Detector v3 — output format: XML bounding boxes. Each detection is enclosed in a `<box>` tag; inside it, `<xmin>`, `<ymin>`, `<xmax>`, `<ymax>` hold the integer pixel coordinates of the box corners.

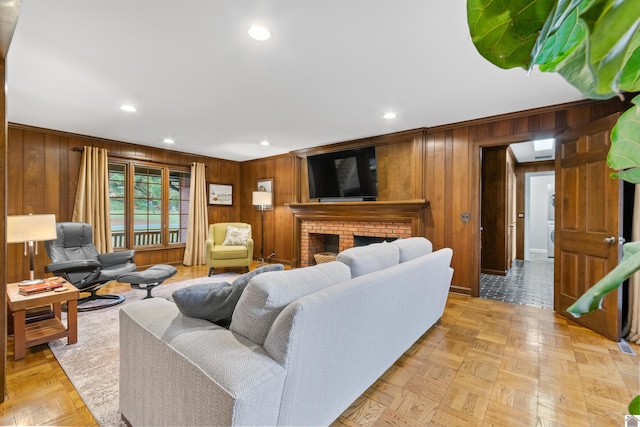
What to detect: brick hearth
<box><xmin>300</xmin><ymin>220</ymin><xmax>412</xmax><ymax>267</ymax></box>
<box><xmin>288</xmin><ymin>200</ymin><xmax>428</xmax><ymax>267</ymax></box>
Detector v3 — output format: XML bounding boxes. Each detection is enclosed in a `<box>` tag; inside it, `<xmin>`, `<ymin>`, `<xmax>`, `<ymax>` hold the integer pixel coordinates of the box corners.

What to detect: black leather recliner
<box><xmin>44</xmin><ymin>222</ymin><xmax>136</xmax><ymax>311</ymax></box>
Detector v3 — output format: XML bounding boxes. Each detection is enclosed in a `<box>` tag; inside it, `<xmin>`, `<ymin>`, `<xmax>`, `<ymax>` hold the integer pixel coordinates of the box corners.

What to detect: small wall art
<box><xmin>256</xmin><ymin>178</ymin><xmax>273</xmax><ymax>210</ymax></box>
<box><xmin>209</xmin><ymin>183</ymin><xmax>233</xmax><ymax>205</ymax></box>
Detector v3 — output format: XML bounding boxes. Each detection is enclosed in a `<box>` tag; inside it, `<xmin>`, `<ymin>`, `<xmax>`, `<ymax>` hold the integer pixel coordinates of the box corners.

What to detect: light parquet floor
<box><xmin>2</xmin><ymin>264</ymin><xmax>639</xmax><ymax>426</ymax></box>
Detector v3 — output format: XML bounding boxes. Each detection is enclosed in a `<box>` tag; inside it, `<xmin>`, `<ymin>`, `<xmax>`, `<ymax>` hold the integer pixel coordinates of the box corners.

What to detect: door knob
<box><xmin>604</xmin><ymin>236</ymin><xmax>616</xmax><ymax>244</ymax></box>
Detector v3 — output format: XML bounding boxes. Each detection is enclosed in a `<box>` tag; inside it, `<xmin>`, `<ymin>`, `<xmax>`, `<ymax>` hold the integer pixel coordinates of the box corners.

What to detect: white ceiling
<box><xmin>509</xmin><ymin>139</ymin><xmax>555</xmax><ymax>163</ymax></box>
<box><xmin>6</xmin><ymin>0</ymin><xmax>584</xmax><ymax>162</ymax></box>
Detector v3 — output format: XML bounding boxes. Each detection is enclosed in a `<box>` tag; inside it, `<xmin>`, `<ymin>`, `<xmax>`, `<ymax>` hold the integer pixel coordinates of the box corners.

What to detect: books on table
<box><xmin>18</xmin><ymin>278</ymin><xmax>67</xmax><ymax>296</ymax></box>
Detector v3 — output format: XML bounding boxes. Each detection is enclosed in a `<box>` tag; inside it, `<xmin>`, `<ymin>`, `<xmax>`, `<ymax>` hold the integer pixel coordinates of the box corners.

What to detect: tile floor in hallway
<box><xmin>480</xmin><ymin>253</ymin><xmax>554</xmax><ymax>309</ymax></box>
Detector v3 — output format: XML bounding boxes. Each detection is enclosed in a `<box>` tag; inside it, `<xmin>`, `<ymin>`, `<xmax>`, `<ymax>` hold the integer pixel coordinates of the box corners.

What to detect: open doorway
<box><xmin>479</xmin><ymin>140</ymin><xmax>555</xmax><ymax>309</ymax></box>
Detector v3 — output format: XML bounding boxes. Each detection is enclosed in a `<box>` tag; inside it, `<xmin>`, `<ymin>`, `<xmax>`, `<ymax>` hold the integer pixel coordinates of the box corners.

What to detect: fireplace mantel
<box><xmin>287</xmin><ymin>200</ymin><xmax>429</xmax><ymax>267</ymax></box>
<box><xmin>287</xmin><ymin>199</ymin><xmax>428</xmax><ymax>223</ymax></box>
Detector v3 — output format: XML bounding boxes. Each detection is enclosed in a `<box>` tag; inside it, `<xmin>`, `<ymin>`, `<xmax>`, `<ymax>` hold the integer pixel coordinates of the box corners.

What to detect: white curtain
<box><xmin>72</xmin><ymin>146</ymin><xmax>112</xmax><ymax>253</ymax></box>
<box><xmin>626</xmin><ymin>184</ymin><xmax>640</xmax><ymax>344</ymax></box>
<box><xmin>183</xmin><ymin>162</ymin><xmax>208</xmax><ymax>265</ymax></box>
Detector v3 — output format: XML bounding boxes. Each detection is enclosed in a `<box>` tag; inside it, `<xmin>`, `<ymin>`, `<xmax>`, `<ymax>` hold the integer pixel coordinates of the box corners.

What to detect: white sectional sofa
<box><xmin>119</xmin><ymin>237</ymin><xmax>453</xmax><ymax>426</ymax></box>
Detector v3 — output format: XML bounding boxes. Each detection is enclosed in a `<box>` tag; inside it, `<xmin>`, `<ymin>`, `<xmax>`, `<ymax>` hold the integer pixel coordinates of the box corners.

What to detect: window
<box><xmin>109</xmin><ymin>163</ymin><xmax>127</xmax><ymax>248</ymax></box>
<box><xmin>169</xmin><ymin>170</ymin><xmax>190</xmax><ymax>244</ymax></box>
<box><xmin>109</xmin><ymin>161</ymin><xmax>190</xmax><ymax>249</ymax></box>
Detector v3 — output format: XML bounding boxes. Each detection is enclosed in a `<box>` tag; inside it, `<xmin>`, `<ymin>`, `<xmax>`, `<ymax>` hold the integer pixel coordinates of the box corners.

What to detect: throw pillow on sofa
<box><xmin>336</xmin><ymin>241</ymin><xmax>399</xmax><ymax>278</ymax></box>
<box><xmin>391</xmin><ymin>237</ymin><xmax>433</xmax><ymax>262</ymax></box>
<box><xmin>222</xmin><ymin>226</ymin><xmax>250</xmax><ymax>246</ymax></box>
<box><xmin>172</xmin><ymin>263</ymin><xmax>284</xmax><ymax>327</ymax></box>
<box><xmin>230</xmin><ymin>261</ymin><xmax>351</xmax><ymax>345</ymax></box>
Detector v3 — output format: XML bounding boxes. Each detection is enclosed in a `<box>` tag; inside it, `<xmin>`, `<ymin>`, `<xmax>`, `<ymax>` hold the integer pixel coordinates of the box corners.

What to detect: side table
<box><xmin>7</xmin><ymin>281</ymin><xmax>79</xmax><ymax>360</ymax></box>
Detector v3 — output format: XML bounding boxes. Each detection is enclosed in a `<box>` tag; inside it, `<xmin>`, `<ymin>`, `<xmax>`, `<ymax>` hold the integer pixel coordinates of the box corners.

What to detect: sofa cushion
<box><xmin>222</xmin><ymin>226</ymin><xmax>250</xmax><ymax>246</ymax></box>
<box><xmin>230</xmin><ymin>261</ymin><xmax>351</xmax><ymax>345</ymax></box>
<box><xmin>336</xmin><ymin>241</ymin><xmax>400</xmax><ymax>278</ymax></box>
<box><xmin>172</xmin><ymin>264</ymin><xmax>284</xmax><ymax>326</ymax></box>
<box><xmin>391</xmin><ymin>237</ymin><xmax>433</xmax><ymax>262</ymax></box>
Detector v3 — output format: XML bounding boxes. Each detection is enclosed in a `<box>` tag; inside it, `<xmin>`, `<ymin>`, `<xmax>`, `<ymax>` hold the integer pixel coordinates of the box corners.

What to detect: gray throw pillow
<box><xmin>172</xmin><ymin>263</ymin><xmax>284</xmax><ymax>327</ymax></box>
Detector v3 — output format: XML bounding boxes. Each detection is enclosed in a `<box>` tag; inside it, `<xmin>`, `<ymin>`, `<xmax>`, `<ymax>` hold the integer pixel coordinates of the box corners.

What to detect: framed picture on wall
<box><xmin>256</xmin><ymin>178</ymin><xmax>273</xmax><ymax>210</ymax></box>
<box><xmin>209</xmin><ymin>183</ymin><xmax>233</xmax><ymax>205</ymax></box>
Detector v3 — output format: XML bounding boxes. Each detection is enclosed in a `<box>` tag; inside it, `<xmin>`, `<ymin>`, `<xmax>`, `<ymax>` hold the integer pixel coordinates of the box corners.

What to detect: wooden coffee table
<box><xmin>6</xmin><ymin>281</ymin><xmax>79</xmax><ymax>360</ymax></box>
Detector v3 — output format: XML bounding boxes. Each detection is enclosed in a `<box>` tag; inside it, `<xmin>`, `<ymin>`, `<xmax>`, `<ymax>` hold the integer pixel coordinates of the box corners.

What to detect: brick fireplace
<box><xmin>288</xmin><ymin>200</ymin><xmax>428</xmax><ymax>267</ymax></box>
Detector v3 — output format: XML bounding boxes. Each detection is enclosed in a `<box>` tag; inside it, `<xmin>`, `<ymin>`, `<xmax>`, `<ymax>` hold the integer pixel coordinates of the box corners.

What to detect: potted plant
<box><xmin>467</xmin><ymin>0</ymin><xmax>640</xmax><ymax>414</ymax></box>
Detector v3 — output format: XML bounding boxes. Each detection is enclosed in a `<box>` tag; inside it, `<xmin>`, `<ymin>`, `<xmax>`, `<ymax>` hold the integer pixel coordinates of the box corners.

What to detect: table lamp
<box><xmin>252</xmin><ymin>191</ymin><xmax>272</xmax><ymax>265</ymax></box>
<box><xmin>7</xmin><ymin>214</ymin><xmax>57</xmax><ymax>282</ymax></box>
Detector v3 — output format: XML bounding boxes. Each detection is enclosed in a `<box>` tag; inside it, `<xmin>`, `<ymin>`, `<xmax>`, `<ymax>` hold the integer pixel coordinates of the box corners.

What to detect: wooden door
<box><xmin>481</xmin><ymin>146</ymin><xmax>508</xmax><ymax>275</ymax></box>
<box><xmin>506</xmin><ymin>148</ymin><xmax>517</xmax><ymax>268</ymax></box>
<box><xmin>555</xmin><ymin>114</ymin><xmax>622</xmax><ymax>341</ymax></box>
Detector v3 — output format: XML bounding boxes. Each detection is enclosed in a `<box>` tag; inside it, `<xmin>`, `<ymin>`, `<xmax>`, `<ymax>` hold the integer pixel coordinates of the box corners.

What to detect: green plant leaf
<box><xmin>630</xmin><ymin>395</ymin><xmax>640</xmax><ymax>415</ymax></box>
<box><xmin>608</xmin><ymin>95</ymin><xmax>640</xmax><ymax>183</ymax></box>
<box><xmin>535</xmin><ymin>6</ymin><xmax>587</xmax><ymax>71</ymax></box>
<box><xmin>588</xmin><ymin>1</ymin><xmax>640</xmax><ymax>94</ymax></box>
<box><xmin>619</xmin><ymin>45</ymin><xmax>640</xmax><ymax>92</ymax></box>
<box><xmin>567</xmin><ymin>241</ymin><xmax>640</xmax><ymax>316</ymax></box>
<box><xmin>553</xmin><ymin>39</ymin><xmax>613</xmax><ymax>98</ymax></box>
<box><xmin>467</xmin><ymin>0</ymin><xmax>555</xmax><ymax>69</ymax></box>
<box><xmin>468</xmin><ymin>0</ymin><xmax>640</xmax><ymax>98</ymax></box>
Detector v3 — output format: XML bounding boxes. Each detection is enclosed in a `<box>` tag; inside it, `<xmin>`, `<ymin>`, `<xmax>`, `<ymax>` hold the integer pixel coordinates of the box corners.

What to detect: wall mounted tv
<box><xmin>307</xmin><ymin>146</ymin><xmax>378</xmax><ymax>202</ymax></box>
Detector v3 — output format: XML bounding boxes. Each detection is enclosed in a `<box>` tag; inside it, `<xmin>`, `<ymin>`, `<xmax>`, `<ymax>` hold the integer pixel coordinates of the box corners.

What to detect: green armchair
<box><xmin>205</xmin><ymin>222</ymin><xmax>254</xmax><ymax>276</ymax></box>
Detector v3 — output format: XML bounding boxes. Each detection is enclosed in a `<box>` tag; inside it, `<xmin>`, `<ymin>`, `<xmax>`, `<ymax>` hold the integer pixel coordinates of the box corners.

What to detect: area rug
<box><xmin>48</xmin><ymin>273</ymin><xmax>239</xmax><ymax>427</ymax></box>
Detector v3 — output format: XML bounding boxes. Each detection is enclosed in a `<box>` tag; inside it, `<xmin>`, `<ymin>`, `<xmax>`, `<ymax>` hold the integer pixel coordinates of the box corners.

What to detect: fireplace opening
<box><xmin>308</xmin><ymin>233</ymin><xmax>340</xmax><ymax>265</ymax></box>
<box><xmin>354</xmin><ymin>235</ymin><xmax>397</xmax><ymax>247</ymax></box>
<box><xmin>324</xmin><ymin>234</ymin><xmax>339</xmax><ymax>253</ymax></box>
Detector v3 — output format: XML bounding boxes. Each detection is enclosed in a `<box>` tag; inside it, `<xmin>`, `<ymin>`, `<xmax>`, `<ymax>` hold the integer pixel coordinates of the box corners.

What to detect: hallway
<box><xmin>479</xmin><ymin>254</ymin><xmax>554</xmax><ymax>309</ymax></box>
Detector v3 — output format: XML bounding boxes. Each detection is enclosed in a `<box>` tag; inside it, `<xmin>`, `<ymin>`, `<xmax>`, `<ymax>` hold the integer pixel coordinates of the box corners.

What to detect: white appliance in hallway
<box><xmin>547</xmin><ymin>184</ymin><xmax>555</xmax><ymax>257</ymax></box>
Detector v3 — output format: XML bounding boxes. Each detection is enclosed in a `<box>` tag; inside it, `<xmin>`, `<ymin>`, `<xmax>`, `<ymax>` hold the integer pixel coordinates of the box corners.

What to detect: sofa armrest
<box><xmin>119</xmin><ymin>298</ymin><xmax>285</xmax><ymax>427</ymax></box>
<box><xmin>46</xmin><ymin>259</ymin><xmax>101</xmax><ymax>275</ymax></box>
<box><xmin>98</xmin><ymin>250</ymin><xmax>135</xmax><ymax>267</ymax></box>
<box><xmin>205</xmin><ymin>238</ymin><xmax>215</xmax><ymax>254</ymax></box>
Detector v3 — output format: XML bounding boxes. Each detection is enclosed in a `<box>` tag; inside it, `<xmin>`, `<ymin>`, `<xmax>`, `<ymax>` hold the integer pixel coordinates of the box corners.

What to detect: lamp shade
<box><xmin>252</xmin><ymin>191</ymin><xmax>272</xmax><ymax>207</ymax></box>
<box><xmin>7</xmin><ymin>214</ymin><xmax>57</xmax><ymax>243</ymax></box>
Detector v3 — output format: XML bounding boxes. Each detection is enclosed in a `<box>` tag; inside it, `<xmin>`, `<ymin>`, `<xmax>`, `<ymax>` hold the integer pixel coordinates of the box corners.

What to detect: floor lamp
<box><xmin>7</xmin><ymin>214</ymin><xmax>58</xmax><ymax>283</ymax></box>
<box><xmin>252</xmin><ymin>191</ymin><xmax>272</xmax><ymax>265</ymax></box>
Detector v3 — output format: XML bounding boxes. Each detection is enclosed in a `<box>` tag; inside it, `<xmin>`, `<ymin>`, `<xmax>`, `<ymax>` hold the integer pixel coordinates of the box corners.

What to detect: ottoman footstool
<box><xmin>118</xmin><ymin>264</ymin><xmax>178</xmax><ymax>299</ymax></box>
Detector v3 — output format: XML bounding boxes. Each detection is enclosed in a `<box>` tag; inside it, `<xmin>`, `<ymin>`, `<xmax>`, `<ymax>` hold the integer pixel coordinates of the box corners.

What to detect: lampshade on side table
<box><xmin>7</xmin><ymin>214</ymin><xmax>57</xmax><ymax>282</ymax></box>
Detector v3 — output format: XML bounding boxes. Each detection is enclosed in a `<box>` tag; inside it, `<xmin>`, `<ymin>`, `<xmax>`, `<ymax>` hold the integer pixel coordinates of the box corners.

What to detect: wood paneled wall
<box><xmin>239</xmin><ymin>154</ymin><xmax>297</xmax><ymax>265</ymax></box>
<box><xmin>295</xmin><ymin>129</ymin><xmax>425</xmax><ymax>203</ymax></box>
<box><xmin>424</xmin><ymin>98</ymin><xmax>630</xmax><ymax>296</ymax></box>
<box><xmin>7</xmin><ymin>125</ymin><xmax>241</xmax><ymax>282</ymax></box>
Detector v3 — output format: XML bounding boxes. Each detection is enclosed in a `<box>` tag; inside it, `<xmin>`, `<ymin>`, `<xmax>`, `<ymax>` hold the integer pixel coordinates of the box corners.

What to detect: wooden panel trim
<box><xmin>9</xmin><ymin>122</ymin><xmax>238</xmax><ymax>165</ymax></box>
<box><xmin>288</xmin><ymin>200</ymin><xmax>427</xmax><ymax>226</ymax></box>
<box><xmin>427</xmin><ymin>99</ymin><xmax>613</xmax><ymax>133</ymax></box>
<box><xmin>474</xmin><ymin>128</ymin><xmax>566</xmax><ymax>146</ymax></box>
<box><xmin>291</xmin><ymin>128</ymin><xmax>424</xmax><ymax>157</ymax></box>
<box><xmin>450</xmin><ymin>285</ymin><xmax>471</xmax><ymax>295</ymax></box>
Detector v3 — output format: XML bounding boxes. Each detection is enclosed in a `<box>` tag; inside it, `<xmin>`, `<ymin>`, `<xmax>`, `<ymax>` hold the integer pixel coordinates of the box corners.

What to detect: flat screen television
<box><xmin>307</xmin><ymin>146</ymin><xmax>378</xmax><ymax>201</ymax></box>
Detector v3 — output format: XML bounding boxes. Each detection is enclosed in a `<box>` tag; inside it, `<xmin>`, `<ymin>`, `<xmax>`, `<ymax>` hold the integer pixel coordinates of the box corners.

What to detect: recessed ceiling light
<box><xmin>248</xmin><ymin>26</ymin><xmax>271</xmax><ymax>41</ymax></box>
<box><xmin>120</xmin><ymin>104</ymin><xmax>136</xmax><ymax>113</ymax></box>
<box><xmin>533</xmin><ymin>138</ymin><xmax>554</xmax><ymax>151</ymax></box>
<box><xmin>163</xmin><ymin>138</ymin><xmax>175</xmax><ymax>144</ymax></box>
<box><xmin>260</xmin><ymin>140</ymin><xmax>270</xmax><ymax>146</ymax></box>
<box><xmin>383</xmin><ymin>112</ymin><xmax>397</xmax><ymax>119</ymax></box>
